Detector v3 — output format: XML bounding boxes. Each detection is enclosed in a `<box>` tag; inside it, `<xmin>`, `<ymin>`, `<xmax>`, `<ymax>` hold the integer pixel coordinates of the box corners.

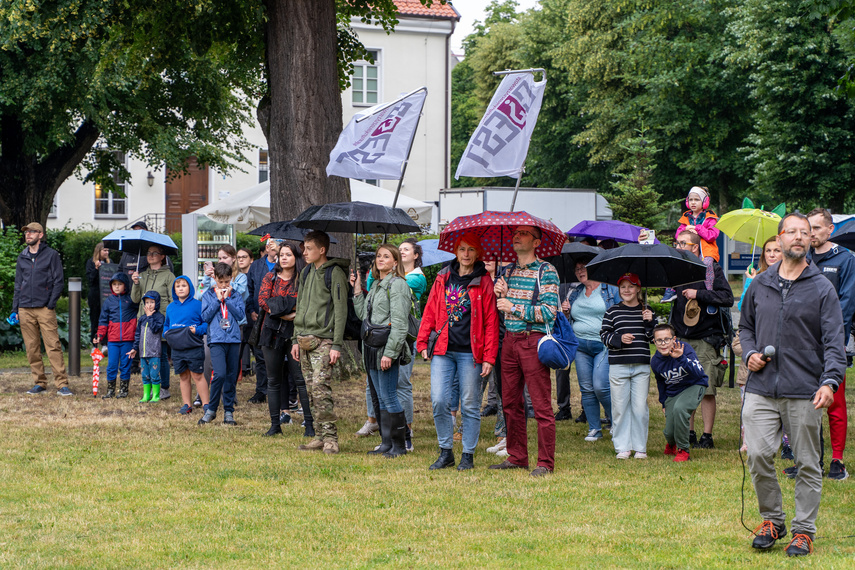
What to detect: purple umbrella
<box><xmin>566</xmin><ymin>220</ymin><xmax>660</xmax><ymax>244</ymax></box>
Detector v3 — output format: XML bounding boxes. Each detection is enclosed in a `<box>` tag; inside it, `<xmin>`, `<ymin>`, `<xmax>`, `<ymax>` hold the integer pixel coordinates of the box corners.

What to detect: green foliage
<box><xmin>42</xmin><ymin>228</ymin><xmax>118</xmax><ymax>298</ymax></box>
<box><xmin>0</xmin><ymin>227</ymin><xmax>23</xmax><ymax>318</ymax></box>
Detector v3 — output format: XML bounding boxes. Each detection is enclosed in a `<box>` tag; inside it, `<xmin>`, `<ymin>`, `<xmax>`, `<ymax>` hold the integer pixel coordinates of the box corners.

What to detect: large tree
<box><xmin>0</xmin><ymin>0</ymin><xmax>264</xmax><ymax>229</ymax></box>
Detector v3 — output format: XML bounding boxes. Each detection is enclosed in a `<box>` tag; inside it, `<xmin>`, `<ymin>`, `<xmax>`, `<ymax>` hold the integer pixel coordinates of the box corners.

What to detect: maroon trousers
<box><xmin>501</xmin><ymin>331</ymin><xmax>555</xmax><ymax>471</ymax></box>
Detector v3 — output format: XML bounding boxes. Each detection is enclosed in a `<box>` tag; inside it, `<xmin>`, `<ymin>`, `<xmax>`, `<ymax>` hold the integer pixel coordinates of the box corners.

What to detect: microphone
<box><xmin>763</xmin><ymin>346</ymin><xmax>776</xmax><ymax>362</ymax></box>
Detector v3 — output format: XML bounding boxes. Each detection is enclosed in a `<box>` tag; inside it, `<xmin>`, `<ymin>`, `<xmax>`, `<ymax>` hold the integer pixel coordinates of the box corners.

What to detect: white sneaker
<box><xmin>616</xmin><ymin>451</ymin><xmax>632</xmax><ymax>460</ymax></box>
<box><xmin>356</xmin><ymin>420</ymin><xmax>379</xmax><ymax>437</ymax></box>
<box><xmin>487</xmin><ymin>438</ymin><xmax>507</xmax><ymax>454</ymax></box>
<box><xmin>634</xmin><ymin>451</ymin><xmax>648</xmax><ymax>460</ymax></box>
<box><xmin>584</xmin><ymin>429</ymin><xmax>603</xmax><ymax>442</ymax></box>
<box><xmin>496</xmin><ymin>448</ymin><xmax>510</xmax><ymax>458</ymax></box>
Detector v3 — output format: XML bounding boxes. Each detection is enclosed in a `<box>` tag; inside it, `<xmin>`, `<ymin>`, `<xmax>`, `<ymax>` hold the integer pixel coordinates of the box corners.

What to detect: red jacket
<box><xmin>416</xmin><ymin>264</ymin><xmax>499</xmax><ymax>365</ymax></box>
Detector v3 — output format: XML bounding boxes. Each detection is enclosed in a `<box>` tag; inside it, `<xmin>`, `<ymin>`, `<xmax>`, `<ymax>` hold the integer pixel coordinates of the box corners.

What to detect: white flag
<box><xmin>455</xmin><ymin>73</ymin><xmax>546</xmax><ymax>180</ymax></box>
<box><xmin>326</xmin><ymin>88</ymin><xmax>427</xmax><ymax>180</ymax></box>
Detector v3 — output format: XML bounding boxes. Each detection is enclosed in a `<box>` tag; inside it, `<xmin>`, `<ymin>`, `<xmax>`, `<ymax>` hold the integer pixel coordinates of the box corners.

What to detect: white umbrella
<box><xmin>191</xmin><ymin>180</ymin><xmax>433</xmax><ymax>232</ymax></box>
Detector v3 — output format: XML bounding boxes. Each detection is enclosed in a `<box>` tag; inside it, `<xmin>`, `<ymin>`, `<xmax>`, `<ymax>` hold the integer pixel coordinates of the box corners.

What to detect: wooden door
<box><xmin>164</xmin><ymin>157</ymin><xmax>209</xmax><ymax>233</ymax></box>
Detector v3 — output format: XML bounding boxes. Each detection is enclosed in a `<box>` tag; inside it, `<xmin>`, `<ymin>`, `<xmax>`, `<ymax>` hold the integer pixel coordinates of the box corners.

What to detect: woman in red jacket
<box><xmin>417</xmin><ymin>234</ymin><xmax>499</xmax><ymax>471</ymax></box>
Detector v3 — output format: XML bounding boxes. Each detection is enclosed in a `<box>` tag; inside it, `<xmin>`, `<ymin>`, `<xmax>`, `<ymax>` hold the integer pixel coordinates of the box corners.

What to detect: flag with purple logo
<box><xmin>326</xmin><ymin>88</ymin><xmax>427</xmax><ymax>180</ymax></box>
<box><xmin>455</xmin><ymin>73</ymin><xmax>546</xmax><ymax>180</ymax></box>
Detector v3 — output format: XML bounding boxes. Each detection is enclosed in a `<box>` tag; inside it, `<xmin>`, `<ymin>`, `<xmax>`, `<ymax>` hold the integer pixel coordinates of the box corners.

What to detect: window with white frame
<box><xmin>94</xmin><ymin>151</ymin><xmax>128</xmax><ymax>218</ymax></box>
<box><xmin>259</xmin><ymin>149</ymin><xmax>269</xmax><ymax>183</ymax></box>
<box><xmin>48</xmin><ymin>194</ymin><xmax>58</xmax><ymax>218</ymax></box>
<box><xmin>352</xmin><ymin>50</ymin><xmax>379</xmax><ymax>105</ymax></box>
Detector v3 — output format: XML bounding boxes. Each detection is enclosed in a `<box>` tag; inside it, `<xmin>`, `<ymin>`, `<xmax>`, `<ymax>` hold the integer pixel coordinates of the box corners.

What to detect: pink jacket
<box><xmin>677</xmin><ymin>210</ymin><xmax>720</xmax><ymax>262</ymax></box>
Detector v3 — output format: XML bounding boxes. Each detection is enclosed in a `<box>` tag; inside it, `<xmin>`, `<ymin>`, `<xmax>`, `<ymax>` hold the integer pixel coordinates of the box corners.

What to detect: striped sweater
<box><xmin>600</xmin><ymin>303</ymin><xmax>655</xmax><ymax>365</ymax></box>
<box><xmin>504</xmin><ymin>260</ymin><xmax>560</xmax><ymax>335</ymax></box>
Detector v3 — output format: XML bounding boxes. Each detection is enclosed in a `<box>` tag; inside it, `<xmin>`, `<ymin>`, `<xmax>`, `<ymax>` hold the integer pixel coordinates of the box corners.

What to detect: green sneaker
<box><xmin>139</xmin><ymin>384</ymin><xmax>152</xmax><ymax>403</ymax></box>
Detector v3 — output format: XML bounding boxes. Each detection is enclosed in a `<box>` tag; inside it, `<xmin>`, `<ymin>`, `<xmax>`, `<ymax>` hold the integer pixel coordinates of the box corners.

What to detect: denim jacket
<box><xmin>565</xmin><ymin>282</ymin><xmax>621</xmax><ymax>319</ymax></box>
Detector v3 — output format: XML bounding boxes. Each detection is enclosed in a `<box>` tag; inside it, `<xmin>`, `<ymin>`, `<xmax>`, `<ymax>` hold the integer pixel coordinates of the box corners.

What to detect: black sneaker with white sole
<box><xmin>827</xmin><ymin>459</ymin><xmax>849</xmax><ymax>481</ymax></box>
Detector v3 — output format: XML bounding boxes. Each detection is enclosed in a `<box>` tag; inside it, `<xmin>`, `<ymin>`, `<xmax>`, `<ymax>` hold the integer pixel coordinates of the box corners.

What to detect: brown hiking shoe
<box><xmin>323</xmin><ymin>441</ymin><xmax>340</xmax><ymax>454</ymax></box>
<box><xmin>298</xmin><ymin>439</ymin><xmax>324</xmax><ymax>451</ymax></box>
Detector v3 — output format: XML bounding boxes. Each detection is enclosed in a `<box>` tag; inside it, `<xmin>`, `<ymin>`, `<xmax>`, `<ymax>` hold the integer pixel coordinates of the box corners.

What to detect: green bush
<box><xmin>0</xmin><ymin>226</ymin><xmax>23</xmax><ymax>319</ymax></box>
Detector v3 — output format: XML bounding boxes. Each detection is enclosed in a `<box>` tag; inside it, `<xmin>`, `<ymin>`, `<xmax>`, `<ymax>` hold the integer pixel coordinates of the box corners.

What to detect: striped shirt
<box><xmin>600</xmin><ymin>303</ymin><xmax>655</xmax><ymax>365</ymax></box>
<box><xmin>504</xmin><ymin>260</ymin><xmax>560</xmax><ymax>335</ymax></box>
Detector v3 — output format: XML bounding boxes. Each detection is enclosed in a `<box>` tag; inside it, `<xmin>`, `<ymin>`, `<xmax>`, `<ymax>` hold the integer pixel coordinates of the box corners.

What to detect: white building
<box><xmin>47</xmin><ymin>1</ymin><xmax>460</xmax><ymax>233</ymax></box>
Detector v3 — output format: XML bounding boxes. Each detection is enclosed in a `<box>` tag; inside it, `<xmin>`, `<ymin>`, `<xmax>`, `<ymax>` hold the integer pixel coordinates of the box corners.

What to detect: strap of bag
<box><xmin>526</xmin><ymin>263</ymin><xmax>547</xmax><ymax>333</ymax></box>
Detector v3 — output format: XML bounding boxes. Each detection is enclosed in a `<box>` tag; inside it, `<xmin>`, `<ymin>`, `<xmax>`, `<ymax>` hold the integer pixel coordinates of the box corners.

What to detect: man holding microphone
<box><xmin>739</xmin><ymin>212</ymin><xmax>846</xmax><ymax>557</ymax></box>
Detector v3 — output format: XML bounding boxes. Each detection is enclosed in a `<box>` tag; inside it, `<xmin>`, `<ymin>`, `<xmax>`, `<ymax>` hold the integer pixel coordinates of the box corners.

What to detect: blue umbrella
<box><xmin>417</xmin><ymin>239</ymin><xmax>456</xmax><ymax>267</ymax></box>
<box><xmin>102</xmin><ymin>229</ymin><xmax>179</xmax><ymax>258</ymax></box>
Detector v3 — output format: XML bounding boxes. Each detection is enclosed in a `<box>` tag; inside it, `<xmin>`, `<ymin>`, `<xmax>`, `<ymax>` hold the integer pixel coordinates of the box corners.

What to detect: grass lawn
<box><xmin>1</xmin><ymin>360</ymin><xmax>853</xmax><ymax>568</ymax></box>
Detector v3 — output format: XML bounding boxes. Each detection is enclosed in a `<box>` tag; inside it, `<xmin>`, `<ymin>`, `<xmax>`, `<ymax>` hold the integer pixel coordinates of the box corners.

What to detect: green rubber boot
<box><xmin>149</xmin><ymin>384</ymin><xmax>161</xmax><ymax>403</ymax></box>
<box><xmin>139</xmin><ymin>384</ymin><xmax>152</xmax><ymax>403</ymax></box>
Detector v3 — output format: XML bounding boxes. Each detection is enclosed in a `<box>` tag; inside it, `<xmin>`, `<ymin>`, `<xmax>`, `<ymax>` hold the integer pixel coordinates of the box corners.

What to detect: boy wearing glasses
<box><xmin>651</xmin><ymin>323</ymin><xmax>708</xmax><ymax>462</ymax></box>
<box><xmin>131</xmin><ymin>245</ymin><xmax>176</xmax><ymax>399</ymax></box>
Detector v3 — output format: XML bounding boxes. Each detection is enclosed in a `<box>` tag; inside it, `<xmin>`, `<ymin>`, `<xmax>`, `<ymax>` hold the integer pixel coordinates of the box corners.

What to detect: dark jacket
<box><xmin>97</xmin><ymin>273</ymin><xmax>139</xmax><ymax>342</ymax></box>
<box><xmin>739</xmin><ymin>261</ymin><xmax>846</xmax><ymax>398</ymax></box>
<box><xmin>13</xmin><ymin>242</ymin><xmax>64</xmax><ymax>311</ymax></box>
<box><xmin>670</xmin><ymin>260</ymin><xmax>734</xmax><ymax>340</ymax></box>
<box><xmin>246</xmin><ymin>256</ymin><xmax>278</xmax><ymax>316</ymax></box>
<box><xmin>651</xmin><ymin>343</ymin><xmax>709</xmax><ymax>406</ymax></box>
<box><xmin>132</xmin><ymin>291</ymin><xmax>164</xmax><ymax>357</ymax></box>
<box><xmin>164</xmin><ymin>275</ymin><xmax>207</xmax><ymax>351</ymax></box>
<box><xmin>808</xmin><ymin>244</ymin><xmax>855</xmax><ymax>336</ymax></box>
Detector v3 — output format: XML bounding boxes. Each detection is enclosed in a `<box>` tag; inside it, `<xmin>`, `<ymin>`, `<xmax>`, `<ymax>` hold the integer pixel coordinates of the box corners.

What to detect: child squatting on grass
<box><xmin>93</xmin><ymin>272</ymin><xmax>138</xmax><ymax>399</ymax></box>
<box><xmin>163</xmin><ymin>275</ymin><xmax>210</xmax><ymax>415</ymax></box>
<box><xmin>650</xmin><ymin>323</ymin><xmax>709</xmax><ymax>462</ymax></box>
<box><xmin>126</xmin><ymin>291</ymin><xmax>165</xmax><ymax>403</ymax></box>
<box><xmin>599</xmin><ymin>273</ymin><xmax>655</xmax><ymax>460</ymax></box>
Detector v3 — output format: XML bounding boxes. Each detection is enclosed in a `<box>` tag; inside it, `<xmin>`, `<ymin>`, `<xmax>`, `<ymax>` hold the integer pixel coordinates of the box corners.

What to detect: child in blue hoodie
<box><xmin>650</xmin><ymin>323</ymin><xmax>709</xmax><ymax>462</ymax></box>
<box><xmin>164</xmin><ymin>275</ymin><xmax>209</xmax><ymax>415</ymax></box>
<box><xmin>93</xmin><ymin>272</ymin><xmax>138</xmax><ymax>399</ymax></box>
<box><xmin>127</xmin><ymin>291</ymin><xmax>165</xmax><ymax>403</ymax></box>
<box><xmin>199</xmin><ymin>262</ymin><xmax>246</xmax><ymax>426</ymax></box>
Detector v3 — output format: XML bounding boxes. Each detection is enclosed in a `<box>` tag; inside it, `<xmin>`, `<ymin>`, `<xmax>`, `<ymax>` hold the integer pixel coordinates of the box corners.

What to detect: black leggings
<box><xmin>262</xmin><ymin>345</ymin><xmax>313</xmax><ymax>427</ymax></box>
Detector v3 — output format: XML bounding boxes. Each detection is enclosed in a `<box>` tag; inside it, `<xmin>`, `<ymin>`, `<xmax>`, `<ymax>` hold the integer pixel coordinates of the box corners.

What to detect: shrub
<box><xmin>0</xmin><ymin>226</ymin><xmax>23</xmax><ymax>319</ymax></box>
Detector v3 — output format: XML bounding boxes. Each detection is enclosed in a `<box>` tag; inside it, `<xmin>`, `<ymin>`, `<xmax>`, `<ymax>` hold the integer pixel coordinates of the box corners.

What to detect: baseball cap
<box><xmin>22</xmin><ymin>222</ymin><xmax>44</xmax><ymax>233</ymax></box>
<box><xmin>617</xmin><ymin>273</ymin><xmax>641</xmax><ymax>287</ymax></box>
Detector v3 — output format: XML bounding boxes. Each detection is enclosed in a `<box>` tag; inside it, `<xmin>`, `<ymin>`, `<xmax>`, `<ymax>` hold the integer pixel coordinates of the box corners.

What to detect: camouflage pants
<box><xmin>300</xmin><ymin>338</ymin><xmax>337</xmax><ymax>442</ymax></box>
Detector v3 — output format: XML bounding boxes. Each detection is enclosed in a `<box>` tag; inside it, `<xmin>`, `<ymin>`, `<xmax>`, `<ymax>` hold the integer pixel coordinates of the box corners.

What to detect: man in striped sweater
<box><xmin>489</xmin><ymin>225</ymin><xmax>561</xmax><ymax>477</ymax></box>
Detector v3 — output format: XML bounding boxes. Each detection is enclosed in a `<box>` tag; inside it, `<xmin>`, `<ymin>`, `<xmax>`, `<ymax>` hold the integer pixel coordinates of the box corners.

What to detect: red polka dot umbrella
<box><xmin>439</xmin><ymin>211</ymin><xmax>566</xmax><ymax>263</ymax></box>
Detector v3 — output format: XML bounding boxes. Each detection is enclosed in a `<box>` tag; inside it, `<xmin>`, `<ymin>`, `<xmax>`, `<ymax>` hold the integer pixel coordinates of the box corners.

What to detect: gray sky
<box><xmin>450</xmin><ymin>0</ymin><xmax>540</xmax><ymax>55</ymax></box>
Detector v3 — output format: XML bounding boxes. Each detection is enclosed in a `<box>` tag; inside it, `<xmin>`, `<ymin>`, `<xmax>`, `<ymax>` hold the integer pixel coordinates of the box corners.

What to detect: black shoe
<box><xmin>574</xmin><ymin>410</ymin><xmax>587</xmax><ymax>424</ymax></box>
<box><xmin>785</xmin><ymin>533</ymin><xmax>814</xmax><ymax>557</ymax></box>
<box><xmin>368</xmin><ymin>410</ymin><xmax>393</xmax><ymax>455</ymax></box>
<box><xmin>828</xmin><ymin>459</ymin><xmax>849</xmax><ymax>480</ymax></box>
<box><xmin>697</xmin><ymin>433</ymin><xmax>714</xmax><ymax>449</ymax></box>
<box><xmin>429</xmin><ymin>448</ymin><xmax>455</xmax><ymax>470</ymax></box>
<box><xmin>554</xmin><ymin>407</ymin><xmax>573</xmax><ymax>421</ymax></box>
<box><xmin>457</xmin><ymin>452</ymin><xmax>474</xmax><ymax>471</ymax></box>
<box><xmin>303</xmin><ymin>421</ymin><xmax>315</xmax><ymax>438</ymax></box>
<box><xmin>247</xmin><ymin>393</ymin><xmax>266</xmax><ymax>404</ymax></box>
<box><xmin>279</xmin><ymin>411</ymin><xmax>292</xmax><ymax>425</ymax></box>
<box><xmin>689</xmin><ymin>430</ymin><xmax>698</xmax><ymax>448</ymax></box>
<box><xmin>602</xmin><ymin>417</ymin><xmax>612</xmax><ymax>429</ymax></box>
<box><xmin>263</xmin><ymin>425</ymin><xmax>282</xmax><ymax>437</ymax></box>
<box><xmin>781</xmin><ymin>444</ymin><xmax>794</xmax><ymax>461</ymax></box>
<box><xmin>752</xmin><ymin>521</ymin><xmax>786</xmax><ymax>550</ymax></box>
<box><xmin>783</xmin><ymin>466</ymin><xmax>798</xmax><ymax>479</ymax></box>
<box><xmin>481</xmin><ymin>404</ymin><xmax>498</xmax><ymax>417</ymax></box>
<box><xmin>116</xmin><ymin>380</ymin><xmax>129</xmax><ymax>399</ymax></box>
<box><xmin>383</xmin><ymin>411</ymin><xmax>408</xmax><ymax>458</ymax></box>
<box><xmin>102</xmin><ymin>382</ymin><xmax>116</xmax><ymax>399</ymax></box>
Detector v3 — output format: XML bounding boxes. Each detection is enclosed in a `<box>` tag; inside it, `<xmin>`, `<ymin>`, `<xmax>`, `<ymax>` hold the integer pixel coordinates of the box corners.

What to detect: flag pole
<box><xmin>392</xmin><ymin>91</ymin><xmax>426</xmax><ymax>209</ymax></box>
<box><xmin>509</xmin><ymin>163</ymin><xmax>525</xmax><ymax>212</ymax></box>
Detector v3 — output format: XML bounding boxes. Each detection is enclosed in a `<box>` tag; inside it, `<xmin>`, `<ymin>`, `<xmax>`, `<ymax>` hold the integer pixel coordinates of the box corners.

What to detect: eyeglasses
<box><xmin>675</xmin><ymin>241</ymin><xmax>691</xmax><ymax>248</ymax></box>
<box><xmin>513</xmin><ymin>229</ymin><xmax>538</xmax><ymax>238</ymax></box>
<box><xmin>654</xmin><ymin>338</ymin><xmax>674</xmax><ymax>346</ymax></box>
<box><xmin>24</xmin><ymin>230</ymin><xmax>40</xmax><ymax>235</ymax></box>
<box><xmin>146</xmin><ymin>251</ymin><xmax>163</xmax><ymax>257</ymax></box>
<box><xmin>778</xmin><ymin>228</ymin><xmax>810</xmax><ymax>238</ymax></box>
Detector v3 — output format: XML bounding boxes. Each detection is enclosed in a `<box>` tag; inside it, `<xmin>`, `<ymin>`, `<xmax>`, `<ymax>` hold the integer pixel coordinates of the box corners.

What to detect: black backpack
<box><xmin>301</xmin><ymin>263</ymin><xmax>362</xmax><ymax>341</ymax></box>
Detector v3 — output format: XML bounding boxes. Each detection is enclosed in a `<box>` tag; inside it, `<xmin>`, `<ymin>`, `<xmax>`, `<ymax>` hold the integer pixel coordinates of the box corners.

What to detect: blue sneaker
<box><xmin>661</xmin><ymin>289</ymin><xmax>677</xmax><ymax>303</ymax></box>
<box><xmin>56</xmin><ymin>387</ymin><xmax>73</xmax><ymax>396</ymax></box>
<box><xmin>178</xmin><ymin>404</ymin><xmax>193</xmax><ymax>415</ymax></box>
<box><xmin>27</xmin><ymin>385</ymin><xmax>46</xmax><ymax>395</ymax></box>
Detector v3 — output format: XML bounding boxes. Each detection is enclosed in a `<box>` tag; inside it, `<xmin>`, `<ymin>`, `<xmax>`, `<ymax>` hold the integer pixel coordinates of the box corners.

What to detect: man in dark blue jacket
<box><xmin>13</xmin><ymin>222</ymin><xmax>71</xmax><ymax>396</ymax></box>
<box><xmin>740</xmin><ymin>212</ymin><xmax>845</xmax><ymax>558</ymax></box>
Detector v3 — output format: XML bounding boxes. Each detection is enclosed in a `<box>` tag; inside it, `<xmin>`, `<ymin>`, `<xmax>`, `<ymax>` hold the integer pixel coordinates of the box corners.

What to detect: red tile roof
<box><xmin>395</xmin><ymin>0</ymin><xmax>460</xmax><ymax>20</ymax></box>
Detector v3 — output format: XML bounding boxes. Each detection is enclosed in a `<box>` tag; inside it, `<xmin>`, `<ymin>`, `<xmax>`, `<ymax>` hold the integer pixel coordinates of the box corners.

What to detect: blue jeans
<box><xmin>431</xmin><ymin>351</ymin><xmax>482</xmax><ymax>454</ymax></box>
<box><xmin>106</xmin><ymin>341</ymin><xmax>133</xmax><ymax>382</ymax></box>
<box><xmin>209</xmin><ymin>343</ymin><xmax>239</xmax><ymax>414</ymax></box>
<box><xmin>576</xmin><ymin>339</ymin><xmax>611</xmax><ymax>431</ymax></box>
<box><xmin>141</xmin><ymin>356</ymin><xmax>161</xmax><ymax>385</ymax></box>
<box><xmin>366</xmin><ymin>343</ymin><xmax>415</xmax><ymax>423</ymax></box>
<box><xmin>368</xmin><ymin>362</ymin><xmax>403</xmax><ymax>414</ymax></box>
<box><xmin>609</xmin><ymin>363</ymin><xmax>650</xmax><ymax>453</ymax></box>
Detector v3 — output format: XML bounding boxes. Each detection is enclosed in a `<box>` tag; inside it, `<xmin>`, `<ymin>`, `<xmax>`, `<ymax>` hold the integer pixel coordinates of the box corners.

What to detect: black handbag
<box><xmin>425</xmin><ymin>320</ymin><xmax>448</xmax><ymax>358</ymax></box>
<box><xmin>361</xmin><ymin>288</ymin><xmax>392</xmax><ymax>349</ymax></box>
<box><xmin>266</xmin><ymin>295</ymin><xmax>295</xmax><ymax>320</ymax></box>
<box><xmin>248</xmin><ymin>309</ymin><xmax>266</xmax><ymax>346</ymax></box>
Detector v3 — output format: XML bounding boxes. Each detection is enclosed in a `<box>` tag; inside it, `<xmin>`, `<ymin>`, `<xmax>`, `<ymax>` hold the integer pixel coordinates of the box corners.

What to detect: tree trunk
<box><xmin>0</xmin><ymin>114</ymin><xmax>100</xmax><ymax>229</ymax></box>
<box><xmin>266</xmin><ymin>0</ymin><xmax>353</xmax><ymax>261</ymax></box>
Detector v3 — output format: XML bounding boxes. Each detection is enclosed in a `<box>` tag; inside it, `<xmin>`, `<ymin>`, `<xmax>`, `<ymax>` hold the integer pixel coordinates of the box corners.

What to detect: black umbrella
<box><xmin>292</xmin><ymin>201</ymin><xmax>420</xmax><ymax>234</ymax></box>
<box><xmin>544</xmin><ymin>242</ymin><xmax>603</xmax><ymax>283</ymax></box>
<box><xmin>247</xmin><ymin>221</ymin><xmax>337</xmax><ymax>243</ymax></box>
<box><xmin>831</xmin><ymin>219</ymin><xmax>855</xmax><ymax>250</ymax></box>
<box><xmin>585</xmin><ymin>243</ymin><xmax>707</xmax><ymax>289</ymax></box>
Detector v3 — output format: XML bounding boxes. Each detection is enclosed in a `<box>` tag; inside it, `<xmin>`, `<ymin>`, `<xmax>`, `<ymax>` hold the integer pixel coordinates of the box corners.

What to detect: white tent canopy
<box><xmin>193</xmin><ymin>180</ymin><xmax>434</xmax><ymax>232</ymax></box>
